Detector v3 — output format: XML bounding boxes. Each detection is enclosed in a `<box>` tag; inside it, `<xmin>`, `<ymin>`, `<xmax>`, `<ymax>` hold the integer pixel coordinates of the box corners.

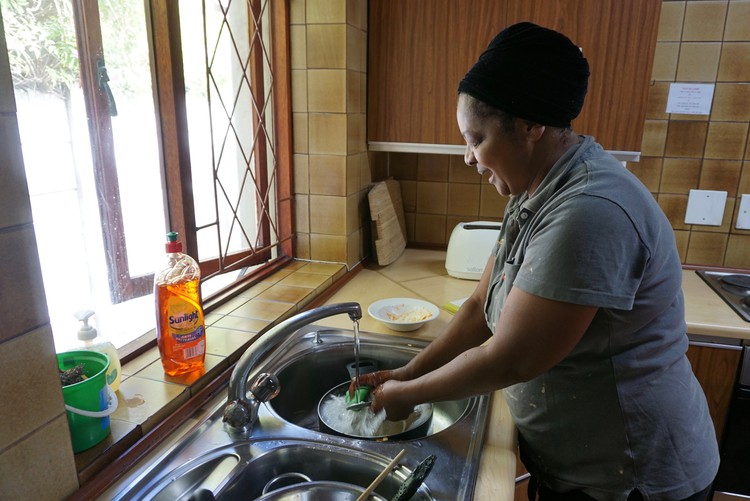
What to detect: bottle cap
<box><xmin>166</xmin><ymin>231</ymin><xmax>182</xmax><ymax>253</ymax></box>
<box><xmin>74</xmin><ymin>309</ymin><xmax>98</xmax><ymax>341</ymax></box>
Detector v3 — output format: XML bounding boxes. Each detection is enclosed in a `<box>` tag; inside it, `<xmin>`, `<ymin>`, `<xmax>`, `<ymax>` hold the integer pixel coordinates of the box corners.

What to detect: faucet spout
<box><xmin>223</xmin><ymin>302</ymin><xmax>362</xmax><ymax>430</ymax></box>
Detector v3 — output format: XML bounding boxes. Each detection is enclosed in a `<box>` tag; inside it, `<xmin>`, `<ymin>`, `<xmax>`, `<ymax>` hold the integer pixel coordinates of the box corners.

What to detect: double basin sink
<box><xmin>109</xmin><ymin>308</ymin><xmax>491</xmax><ymax>500</ymax></box>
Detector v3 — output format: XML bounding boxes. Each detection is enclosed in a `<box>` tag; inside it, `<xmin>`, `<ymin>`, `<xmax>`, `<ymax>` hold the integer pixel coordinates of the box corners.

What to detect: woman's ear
<box><xmin>524</xmin><ymin>122</ymin><xmax>546</xmax><ymax>142</ymax></box>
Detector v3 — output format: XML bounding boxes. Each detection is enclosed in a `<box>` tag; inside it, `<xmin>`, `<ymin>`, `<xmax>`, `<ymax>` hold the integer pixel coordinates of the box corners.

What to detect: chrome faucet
<box><xmin>223</xmin><ymin>302</ymin><xmax>362</xmax><ymax>430</ymax></box>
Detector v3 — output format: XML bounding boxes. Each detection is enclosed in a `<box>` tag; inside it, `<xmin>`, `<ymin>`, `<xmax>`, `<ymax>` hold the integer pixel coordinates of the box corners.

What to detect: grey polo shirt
<box><xmin>486</xmin><ymin>136</ymin><xmax>719</xmax><ymax>501</ymax></box>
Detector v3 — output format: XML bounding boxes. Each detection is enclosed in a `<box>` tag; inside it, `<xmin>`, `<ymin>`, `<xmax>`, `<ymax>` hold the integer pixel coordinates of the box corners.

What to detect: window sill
<box><xmin>73</xmin><ymin>260</ymin><xmax>350</xmax><ymax>488</ymax></box>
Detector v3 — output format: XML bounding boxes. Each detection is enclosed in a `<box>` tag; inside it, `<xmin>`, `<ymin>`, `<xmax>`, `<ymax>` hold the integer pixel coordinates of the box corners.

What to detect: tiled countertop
<box><xmin>89</xmin><ymin>249</ymin><xmax>750</xmax><ymax>499</ymax></box>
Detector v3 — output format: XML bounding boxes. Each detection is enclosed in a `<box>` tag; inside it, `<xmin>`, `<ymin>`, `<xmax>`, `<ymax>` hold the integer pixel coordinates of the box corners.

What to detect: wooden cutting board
<box><xmin>368</xmin><ymin>179</ymin><xmax>407</xmax><ymax>265</ymax></box>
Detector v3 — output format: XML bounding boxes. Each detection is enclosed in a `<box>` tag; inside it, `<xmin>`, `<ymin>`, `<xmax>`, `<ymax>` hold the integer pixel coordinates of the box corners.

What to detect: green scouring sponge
<box><xmin>345</xmin><ymin>385</ymin><xmax>373</xmax><ymax>409</ymax></box>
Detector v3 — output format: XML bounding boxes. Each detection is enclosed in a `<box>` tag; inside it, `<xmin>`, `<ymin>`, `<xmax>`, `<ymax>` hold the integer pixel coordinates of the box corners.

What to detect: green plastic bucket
<box><xmin>58</xmin><ymin>350</ymin><xmax>118</xmax><ymax>453</ymax></box>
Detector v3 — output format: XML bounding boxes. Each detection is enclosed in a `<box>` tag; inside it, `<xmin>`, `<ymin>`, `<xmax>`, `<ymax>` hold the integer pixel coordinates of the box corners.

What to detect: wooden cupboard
<box><xmin>368</xmin><ymin>0</ymin><xmax>661</xmax><ymax>153</ymax></box>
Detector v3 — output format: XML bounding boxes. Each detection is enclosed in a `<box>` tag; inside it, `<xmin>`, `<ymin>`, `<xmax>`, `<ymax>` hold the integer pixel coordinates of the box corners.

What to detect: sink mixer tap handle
<box><xmin>251</xmin><ymin>373</ymin><xmax>280</xmax><ymax>402</ymax></box>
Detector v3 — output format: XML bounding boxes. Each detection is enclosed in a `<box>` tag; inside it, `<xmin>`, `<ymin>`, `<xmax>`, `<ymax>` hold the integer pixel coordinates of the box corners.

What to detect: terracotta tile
<box><xmin>306</xmin><ymin>24</ymin><xmax>346</xmax><ymax>69</ymax></box>
<box><xmin>307</xmin><ymin>69</ymin><xmax>346</xmax><ymax>113</ymax></box>
<box><xmin>309</xmin><ymin>154</ymin><xmax>346</xmax><ymax>195</ymax></box>
<box><xmin>449</xmin><ymin>154</ymin><xmax>481</xmax><ymax>183</ymax></box>
<box><xmin>310</xmin><ymin>233</ymin><xmax>347</xmax><ymax>262</ymax></box>
<box><xmin>725</xmin><ymin>0</ymin><xmax>750</xmax><ymax>41</ymax></box>
<box><xmin>699</xmin><ymin>159</ymin><xmax>742</xmax><ymax>192</ymax></box>
<box><xmin>0</xmin><ymin>326</ymin><xmax>63</xmax><ymax>452</ymax></box>
<box><xmin>652</xmin><ymin>42</ymin><xmax>680</xmax><ymax>81</ymax></box>
<box><xmin>711</xmin><ymin>83</ymin><xmax>750</xmax><ymax>122</ymax></box>
<box><xmin>629</xmin><ymin>156</ymin><xmax>663</xmax><ymax>192</ymax></box>
<box><xmin>447</xmin><ymin>183</ymin><xmax>481</xmax><ymax>216</ymax></box>
<box><xmin>725</xmin><ymin>234</ymin><xmax>750</xmax><ymax>267</ymax></box>
<box><xmin>290</xmin><ymin>25</ymin><xmax>307</xmax><ymax>70</ymax></box>
<box><xmin>718</xmin><ymin>42</ymin><xmax>750</xmax><ymax>81</ymax></box>
<box><xmin>111</xmin><ymin>375</ymin><xmax>189</xmax><ymax>431</ymax></box>
<box><xmin>414</xmin><ymin>213</ymin><xmax>447</xmax><ymax>244</ymax></box>
<box><xmin>347</xmin><ymin>113</ymin><xmax>366</xmax><ymax>154</ymax></box>
<box><xmin>293</xmin><ymin>113</ymin><xmax>308</xmax><ymax>154</ymax></box>
<box><xmin>294</xmin><ymin>153</ymin><xmax>309</xmax><ymax>194</ymax></box>
<box><xmin>665</xmin><ymin>120</ymin><xmax>708</xmax><ymax>157</ymax></box>
<box><xmin>291</xmin><ymin>69</ymin><xmax>307</xmax><ymax>114</ymax></box>
<box><xmin>659</xmin><ymin>157</ymin><xmax>700</xmax><ymax>193</ymax></box>
<box><xmin>0</xmin><ymin>227</ymin><xmax>48</xmax><ymax>342</ymax></box>
<box><xmin>658</xmin><ymin>193</ymin><xmax>690</xmax><ymax>230</ymax></box>
<box><xmin>309</xmin><ymin>194</ymin><xmax>346</xmax><ymax>234</ymax></box>
<box><xmin>416</xmin><ymin>181</ymin><xmax>448</xmax><ymax>213</ymax></box>
<box><xmin>307</xmin><ymin>0</ymin><xmax>346</xmax><ymax>23</ymax></box>
<box><xmin>347</xmin><ymin>25</ymin><xmax>363</xmax><ymax>71</ymax></box>
<box><xmin>0</xmin><ymin>415</ymin><xmax>78</xmax><ymax>500</ymax></box>
<box><xmin>480</xmin><ymin>183</ymin><xmax>508</xmax><ymax>219</ymax></box>
<box><xmin>417</xmin><ymin>153</ymin><xmax>450</xmax><ymax>181</ymax></box>
<box><xmin>685</xmin><ymin>231</ymin><xmax>728</xmax><ymax>266</ymax></box>
<box><xmin>229</xmin><ymin>298</ymin><xmax>296</xmax><ymax>321</ymax></box>
<box><xmin>704</xmin><ymin>122</ymin><xmax>749</xmax><ymax>160</ymax></box>
<box><xmin>682</xmin><ymin>1</ymin><xmax>727</xmax><ymax>41</ymax></box>
<box><xmin>0</xmin><ymin>116</ymin><xmax>33</xmax><ymax>229</ymax></box>
<box><xmin>309</xmin><ymin>113</ymin><xmax>347</xmax><ymax>154</ymax></box>
<box><xmin>658</xmin><ymin>1</ymin><xmax>685</xmax><ymax>42</ymax></box>
<box><xmin>646</xmin><ymin>82</ymin><xmax>670</xmax><ymax>120</ymax></box>
<box><xmin>676</xmin><ymin>42</ymin><xmax>721</xmax><ymax>82</ymax></box>
<box><xmin>389</xmin><ymin>152</ymin><xmax>418</xmax><ymax>179</ymax></box>
<box><xmin>641</xmin><ymin>120</ymin><xmax>669</xmax><ymax>156</ymax></box>
<box><xmin>674</xmin><ymin>229</ymin><xmax>690</xmax><ymax>262</ymax></box>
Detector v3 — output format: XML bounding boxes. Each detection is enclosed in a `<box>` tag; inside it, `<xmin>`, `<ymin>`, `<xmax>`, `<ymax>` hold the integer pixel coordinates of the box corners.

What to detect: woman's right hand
<box><xmin>347</xmin><ymin>368</ymin><xmax>399</xmax><ymax>397</ymax></box>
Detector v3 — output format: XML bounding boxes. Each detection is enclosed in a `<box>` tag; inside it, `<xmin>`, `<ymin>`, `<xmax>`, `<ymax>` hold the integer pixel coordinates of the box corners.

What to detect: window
<box><xmin>2</xmin><ymin>0</ymin><xmax>292</xmax><ymax>354</ymax></box>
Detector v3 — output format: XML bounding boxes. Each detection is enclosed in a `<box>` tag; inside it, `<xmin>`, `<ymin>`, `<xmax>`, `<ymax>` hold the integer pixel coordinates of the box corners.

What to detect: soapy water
<box><xmin>319</xmin><ymin>393</ymin><xmax>431</xmax><ymax>437</ymax></box>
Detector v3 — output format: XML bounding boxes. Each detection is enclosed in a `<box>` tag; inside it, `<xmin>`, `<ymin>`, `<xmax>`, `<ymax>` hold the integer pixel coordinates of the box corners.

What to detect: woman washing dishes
<box><xmin>352</xmin><ymin>22</ymin><xmax>718</xmax><ymax>501</ymax></box>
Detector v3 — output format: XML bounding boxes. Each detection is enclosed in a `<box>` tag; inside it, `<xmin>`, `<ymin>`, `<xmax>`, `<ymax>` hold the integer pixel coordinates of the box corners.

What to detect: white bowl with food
<box><xmin>367</xmin><ymin>298</ymin><xmax>440</xmax><ymax>332</ymax></box>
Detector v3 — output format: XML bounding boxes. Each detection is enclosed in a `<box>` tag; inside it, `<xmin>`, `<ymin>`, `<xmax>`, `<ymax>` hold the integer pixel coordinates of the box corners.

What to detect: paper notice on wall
<box><xmin>666</xmin><ymin>83</ymin><xmax>715</xmax><ymax>115</ymax></box>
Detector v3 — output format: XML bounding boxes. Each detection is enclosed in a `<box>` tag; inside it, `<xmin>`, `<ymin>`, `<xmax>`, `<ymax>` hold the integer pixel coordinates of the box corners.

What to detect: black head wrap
<box><xmin>458</xmin><ymin>22</ymin><xmax>590</xmax><ymax>128</ymax></box>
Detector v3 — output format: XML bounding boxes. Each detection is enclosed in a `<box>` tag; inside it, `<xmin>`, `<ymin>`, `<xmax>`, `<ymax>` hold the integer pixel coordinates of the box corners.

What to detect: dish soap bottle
<box><xmin>74</xmin><ymin>309</ymin><xmax>121</xmax><ymax>392</ymax></box>
<box><xmin>154</xmin><ymin>231</ymin><xmax>206</xmax><ymax>376</ymax></box>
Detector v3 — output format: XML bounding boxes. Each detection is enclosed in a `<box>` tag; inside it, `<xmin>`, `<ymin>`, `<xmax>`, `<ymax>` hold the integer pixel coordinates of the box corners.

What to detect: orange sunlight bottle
<box><xmin>155</xmin><ymin>231</ymin><xmax>206</xmax><ymax>376</ymax></box>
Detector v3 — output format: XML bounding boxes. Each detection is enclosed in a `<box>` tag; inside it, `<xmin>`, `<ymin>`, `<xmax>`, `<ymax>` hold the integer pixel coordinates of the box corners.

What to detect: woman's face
<box><xmin>456</xmin><ymin>94</ymin><xmax>535</xmax><ymax>197</ymax></box>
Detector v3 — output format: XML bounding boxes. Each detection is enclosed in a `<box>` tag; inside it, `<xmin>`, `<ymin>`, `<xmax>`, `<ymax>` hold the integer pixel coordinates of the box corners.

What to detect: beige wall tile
<box><xmin>704</xmin><ymin>122</ymin><xmax>749</xmax><ymax>160</ymax></box>
<box><xmin>346</xmin><ymin>26</ymin><xmax>363</xmax><ymax>71</ymax></box>
<box><xmin>718</xmin><ymin>42</ymin><xmax>750</xmax><ymax>81</ymax></box>
<box><xmin>685</xmin><ymin>231</ymin><xmax>728</xmax><ymax>266</ymax></box>
<box><xmin>416</xmin><ymin>181</ymin><xmax>448</xmax><ymax>214</ymax></box>
<box><xmin>307</xmin><ymin>24</ymin><xmax>347</xmax><ymax>69</ymax></box>
<box><xmin>652</xmin><ymin>42</ymin><xmax>680</xmax><ymax>81</ymax></box>
<box><xmin>725</xmin><ymin>0</ymin><xmax>750</xmax><ymax>41</ymax></box>
<box><xmin>307</xmin><ymin>0</ymin><xmax>346</xmax><ymax>23</ymax></box>
<box><xmin>479</xmin><ymin>184</ymin><xmax>508</xmax><ymax>219</ymax></box>
<box><xmin>674</xmin><ymin>229</ymin><xmax>690</xmax><ymax>262</ymax></box>
<box><xmin>414</xmin><ymin>213</ymin><xmax>447</xmax><ymax>244</ymax></box>
<box><xmin>309</xmin><ymin>154</ymin><xmax>346</xmax><ymax>195</ymax></box>
<box><xmin>295</xmin><ymin>232</ymin><xmax>311</xmax><ymax>260</ymax></box>
<box><xmin>389</xmin><ymin>152</ymin><xmax>418</xmax><ymax>179</ymax></box>
<box><xmin>738</xmin><ymin>161</ymin><xmax>750</xmax><ymax>196</ymax></box>
<box><xmin>0</xmin><ymin>227</ymin><xmax>48</xmax><ymax>341</ymax></box>
<box><xmin>293</xmin><ymin>153</ymin><xmax>309</xmax><ymax>194</ymax></box>
<box><xmin>309</xmin><ymin>113</ymin><xmax>347</xmax><ymax>154</ymax></box>
<box><xmin>711</xmin><ymin>83</ymin><xmax>750</xmax><ymax>121</ymax></box>
<box><xmin>0</xmin><ymin>326</ymin><xmax>64</xmax><ymax>452</ymax></box>
<box><xmin>660</xmin><ymin>157</ymin><xmax>700</xmax><ymax>193</ymax></box>
<box><xmin>646</xmin><ymin>82</ymin><xmax>670</xmax><ymax>120</ymax></box>
<box><xmin>682</xmin><ymin>1</ymin><xmax>727</xmax><ymax>41</ymax></box>
<box><xmin>309</xmin><ymin>194</ymin><xmax>346</xmax><ymax>234</ymax></box>
<box><xmin>204</xmin><ymin>326</ymin><xmax>257</xmax><ymax>358</ymax></box>
<box><xmin>346</xmin><ymin>70</ymin><xmax>361</xmax><ymax>113</ymax></box>
<box><xmin>290</xmin><ymin>25</ymin><xmax>307</xmax><ymax>70</ymax></box>
<box><xmin>449</xmin><ymin>154</ymin><xmax>481</xmax><ymax>183</ymax></box>
<box><xmin>308</xmin><ymin>69</ymin><xmax>346</xmax><ymax>113</ymax></box>
<box><xmin>725</xmin><ymin>234</ymin><xmax>750</xmax><ymax>267</ymax></box>
<box><xmin>223</xmin><ymin>298</ymin><xmax>295</xmax><ymax>322</ymax></box>
<box><xmin>0</xmin><ymin>116</ymin><xmax>33</xmax><ymax>229</ymax></box>
<box><xmin>658</xmin><ymin>1</ymin><xmax>685</xmax><ymax>42</ymax></box>
<box><xmin>346</xmin><ymin>153</ymin><xmax>362</xmax><ymax>195</ymax></box>
<box><xmin>629</xmin><ymin>156</ymin><xmax>663</xmax><ymax>192</ymax></box>
<box><xmin>347</xmin><ymin>112</ymin><xmax>366</xmax><ymax>154</ymax></box>
<box><xmin>359</xmin><ymin>151</ymin><xmax>372</xmax><ymax>189</ymax></box>
<box><xmin>310</xmin><ymin>233</ymin><xmax>347</xmax><ymax>262</ymax></box>
<box><xmin>400</xmin><ymin>179</ymin><xmax>417</xmax><ymax>213</ymax></box>
<box><xmin>676</xmin><ymin>42</ymin><xmax>721</xmax><ymax>82</ymax></box>
<box><xmin>258</xmin><ymin>283</ymin><xmax>315</xmax><ymax>303</ymax></box>
<box><xmin>0</xmin><ymin>415</ymin><xmax>78</xmax><ymax>500</ymax></box>
<box><xmin>346</xmin><ymin>228</ymin><xmax>365</xmax><ymax>269</ymax></box>
<box><xmin>699</xmin><ymin>159</ymin><xmax>742</xmax><ymax>192</ymax></box>
<box><xmin>447</xmin><ymin>183</ymin><xmax>481</xmax><ymax>216</ymax></box>
<box><xmin>641</xmin><ymin>120</ymin><xmax>669</xmax><ymax>156</ymax></box>
<box><xmin>291</xmin><ymin>69</ymin><xmax>308</xmax><ymax>113</ymax></box>
<box><xmin>417</xmin><ymin>153</ymin><xmax>450</xmax><ymax>181</ymax></box>
<box><xmin>112</xmin><ymin>376</ymin><xmax>189</xmax><ymax>431</ymax></box>
<box><xmin>290</xmin><ymin>0</ymin><xmax>306</xmax><ymax>25</ymax></box>
<box><xmin>347</xmin><ymin>0</ymin><xmax>368</xmax><ymax>30</ymax></box>
<box><xmin>295</xmin><ymin>194</ymin><xmax>310</xmax><ymax>233</ymax></box>
<box><xmin>368</xmin><ymin>151</ymin><xmax>388</xmax><ymax>182</ymax></box>
<box><xmin>346</xmin><ymin>191</ymin><xmax>364</xmax><ymax>234</ymax></box>
<box><xmin>658</xmin><ymin>193</ymin><xmax>690</xmax><ymax>230</ymax></box>
<box><xmin>293</xmin><ymin>113</ymin><xmax>309</xmax><ymax>154</ymax></box>
<box><xmin>665</xmin><ymin>120</ymin><xmax>708</xmax><ymax>157</ymax></box>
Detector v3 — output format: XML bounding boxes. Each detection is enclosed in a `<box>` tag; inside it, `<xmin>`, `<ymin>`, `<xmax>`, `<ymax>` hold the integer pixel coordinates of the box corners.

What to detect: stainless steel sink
<box><xmin>109</xmin><ymin>325</ymin><xmax>491</xmax><ymax>500</ymax></box>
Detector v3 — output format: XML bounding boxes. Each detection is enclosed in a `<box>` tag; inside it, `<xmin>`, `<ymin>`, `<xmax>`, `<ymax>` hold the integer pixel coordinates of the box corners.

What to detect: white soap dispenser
<box><xmin>75</xmin><ymin>309</ymin><xmax>121</xmax><ymax>392</ymax></box>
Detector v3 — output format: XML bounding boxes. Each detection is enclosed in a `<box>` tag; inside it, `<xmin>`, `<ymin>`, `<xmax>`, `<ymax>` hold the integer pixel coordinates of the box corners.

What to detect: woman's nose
<box><xmin>464</xmin><ymin>146</ymin><xmax>477</xmax><ymax>166</ymax></box>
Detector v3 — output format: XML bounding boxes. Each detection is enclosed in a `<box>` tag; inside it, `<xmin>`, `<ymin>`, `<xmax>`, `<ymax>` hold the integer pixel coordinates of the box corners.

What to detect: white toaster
<box><xmin>445</xmin><ymin>221</ymin><xmax>502</xmax><ymax>280</ymax></box>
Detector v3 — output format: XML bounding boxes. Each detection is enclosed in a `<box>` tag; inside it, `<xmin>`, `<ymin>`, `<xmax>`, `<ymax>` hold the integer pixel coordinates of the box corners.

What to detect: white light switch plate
<box><xmin>737</xmin><ymin>194</ymin><xmax>750</xmax><ymax>230</ymax></box>
<box><xmin>684</xmin><ymin>189</ymin><xmax>727</xmax><ymax>226</ymax></box>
